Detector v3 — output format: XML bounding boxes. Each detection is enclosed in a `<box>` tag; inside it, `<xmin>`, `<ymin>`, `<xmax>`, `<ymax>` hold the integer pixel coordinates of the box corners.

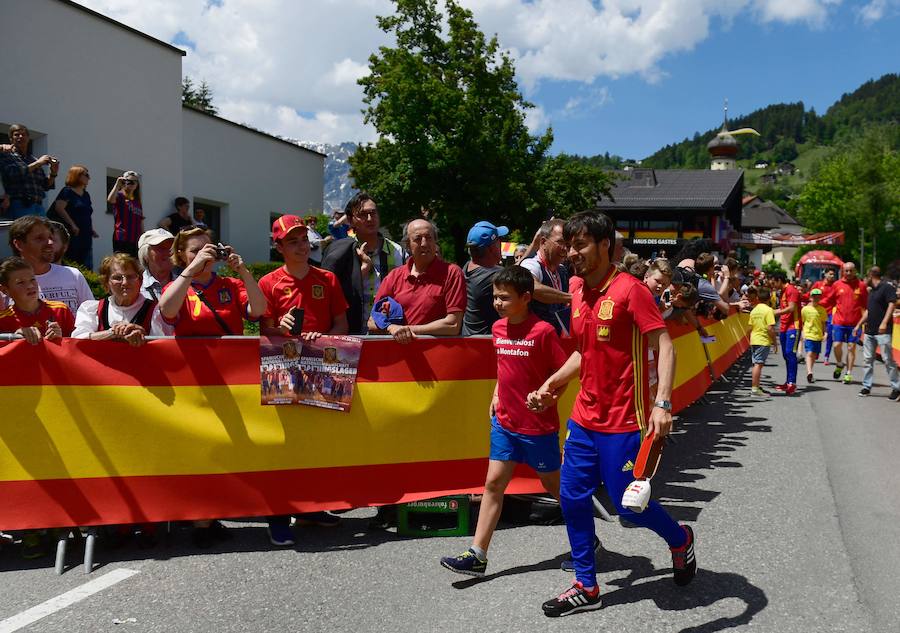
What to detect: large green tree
<box><xmin>350</xmin><ymin>0</ymin><xmax>556</xmax><ymax>262</ymax></box>
<box><xmin>798</xmin><ymin>123</ymin><xmax>900</xmax><ymax>267</ymax></box>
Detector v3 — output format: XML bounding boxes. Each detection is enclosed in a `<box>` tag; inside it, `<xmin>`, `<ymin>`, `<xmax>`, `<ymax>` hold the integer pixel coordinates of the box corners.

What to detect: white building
<box><xmin>0</xmin><ymin>0</ymin><xmax>324</xmax><ymax>266</ymax></box>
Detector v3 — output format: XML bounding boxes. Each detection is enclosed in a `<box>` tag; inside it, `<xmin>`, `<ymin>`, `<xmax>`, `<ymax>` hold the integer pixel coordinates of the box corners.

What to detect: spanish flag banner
<box><xmin>0</xmin><ymin>313</ymin><xmax>748</xmax><ymax>530</ymax></box>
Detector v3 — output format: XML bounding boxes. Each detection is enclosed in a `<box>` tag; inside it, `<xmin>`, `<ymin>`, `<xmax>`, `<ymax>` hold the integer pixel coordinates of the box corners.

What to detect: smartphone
<box><xmin>662</xmin><ymin>289</ymin><xmax>671</xmax><ymax>303</ymax></box>
<box><xmin>289</xmin><ymin>307</ymin><xmax>305</xmax><ymax>336</ymax></box>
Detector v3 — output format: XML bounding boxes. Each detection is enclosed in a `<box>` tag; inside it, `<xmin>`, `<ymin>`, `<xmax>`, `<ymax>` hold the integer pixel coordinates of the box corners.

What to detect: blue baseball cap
<box><xmin>466</xmin><ymin>221</ymin><xmax>509</xmax><ymax>247</ymax></box>
<box><xmin>371</xmin><ymin>296</ymin><xmax>405</xmax><ymax>330</ymax></box>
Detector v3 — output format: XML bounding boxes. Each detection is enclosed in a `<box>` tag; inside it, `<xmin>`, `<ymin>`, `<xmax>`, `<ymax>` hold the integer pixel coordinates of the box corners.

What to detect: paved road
<box><xmin>1</xmin><ymin>352</ymin><xmax>898</xmax><ymax>632</ymax></box>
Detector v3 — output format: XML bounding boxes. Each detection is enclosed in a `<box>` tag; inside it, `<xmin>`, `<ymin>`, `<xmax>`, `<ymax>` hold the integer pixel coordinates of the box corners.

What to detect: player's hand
<box><xmin>387</xmin><ymin>324</ymin><xmax>415</xmax><ymax>345</ymax></box>
<box><xmin>17</xmin><ymin>326</ymin><xmax>42</xmax><ymax>345</ymax></box>
<box><xmin>44</xmin><ymin>321</ymin><xmax>62</xmax><ymax>341</ymax></box>
<box><xmin>648</xmin><ymin>406</ymin><xmax>673</xmax><ymax>439</ymax></box>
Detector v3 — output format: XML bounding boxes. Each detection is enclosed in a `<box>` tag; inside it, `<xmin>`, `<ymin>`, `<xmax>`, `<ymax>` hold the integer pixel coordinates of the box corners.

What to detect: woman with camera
<box><xmin>158</xmin><ymin>227</ymin><xmax>266</xmax><ymax>337</ymax></box>
<box><xmin>106</xmin><ymin>170</ymin><xmax>144</xmax><ymax>257</ymax></box>
<box><xmin>158</xmin><ymin>227</ymin><xmax>266</xmax><ymax>547</ymax></box>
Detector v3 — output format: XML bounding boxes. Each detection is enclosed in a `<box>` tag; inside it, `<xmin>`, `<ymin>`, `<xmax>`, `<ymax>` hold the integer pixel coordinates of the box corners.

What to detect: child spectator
<box><xmin>440</xmin><ymin>265</ymin><xmax>569</xmax><ymax>577</ymax></box>
<box><xmin>801</xmin><ymin>288</ymin><xmax>828</xmax><ymax>383</ymax></box>
<box><xmin>0</xmin><ymin>256</ymin><xmax>75</xmax><ymax>344</ymax></box>
<box><xmin>749</xmin><ymin>286</ymin><xmax>778</xmax><ymax>397</ymax></box>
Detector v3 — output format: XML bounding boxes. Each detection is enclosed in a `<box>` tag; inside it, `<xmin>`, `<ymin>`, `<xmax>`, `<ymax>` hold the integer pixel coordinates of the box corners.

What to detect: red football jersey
<box><xmin>258</xmin><ymin>265</ymin><xmax>348</xmax><ymax>334</ymax></box>
<box><xmin>163</xmin><ymin>274</ymin><xmax>249</xmax><ymax>336</ymax></box>
<box><xmin>778</xmin><ymin>284</ymin><xmax>801</xmax><ymax>332</ymax></box>
<box><xmin>569</xmin><ymin>269</ymin><xmax>666</xmax><ymax>435</ymax></box>
<box><xmin>493</xmin><ymin>313</ymin><xmax>568</xmax><ymax>436</ymax></box>
<box><xmin>0</xmin><ymin>300</ymin><xmax>75</xmax><ymax>336</ymax></box>
<box><xmin>831</xmin><ymin>278</ymin><xmax>868</xmax><ymax>326</ymax></box>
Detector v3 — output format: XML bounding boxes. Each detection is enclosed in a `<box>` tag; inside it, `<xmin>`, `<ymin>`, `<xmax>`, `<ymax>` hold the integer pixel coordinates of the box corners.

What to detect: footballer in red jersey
<box><xmin>531</xmin><ymin>212</ymin><xmax>695</xmax><ymax>618</ymax></box>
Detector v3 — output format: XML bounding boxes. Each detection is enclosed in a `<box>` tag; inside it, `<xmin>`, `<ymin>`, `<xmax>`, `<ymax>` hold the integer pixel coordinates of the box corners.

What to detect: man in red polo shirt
<box><xmin>771</xmin><ymin>272</ymin><xmax>800</xmax><ymax>394</ymax></box>
<box><xmin>368</xmin><ymin>218</ymin><xmax>465</xmax><ymax>343</ymax></box>
<box><xmin>830</xmin><ymin>262</ymin><xmax>868</xmax><ymax>384</ymax></box>
<box><xmin>530</xmin><ymin>211</ymin><xmax>694</xmax><ymax>617</ymax></box>
<box><xmin>259</xmin><ymin>215</ymin><xmax>349</xmax><ymax>339</ymax></box>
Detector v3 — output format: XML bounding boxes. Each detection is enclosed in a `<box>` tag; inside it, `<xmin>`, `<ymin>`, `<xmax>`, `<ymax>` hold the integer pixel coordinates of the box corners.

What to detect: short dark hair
<box><xmin>757</xmin><ymin>286</ymin><xmax>771</xmax><ymax>302</ymax></box>
<box><xmin>493</xmin><ymin>265</ymin><xmax>534</xmax><ymax>298</ymax></box>
<box><xmin>8</xmin><ymin>215</ymin><xmax>51</xmax><ymax>256</ymax></box>
<box><xmin>345</xmin><ymin>191</ymin><xmax>374</xmax><ymax>217</ymax></box>
<box><xmin>694</xmin><ymin>253</ymin><xmax>715</xmax><ymax>275</ymax></box>
<box><xmin>175</xmin><ymin>196</ymin><xmax>189</xmax><ymax>208</ymax></box>
<box><xmin>770</xmin><ymin>271</ymin><xmax>787</xmax><ymax>283</ymax></box>
<box><xmin>563</xmin><ymin>211</ymin><xmax>615</xmax><ymax>260</ymax></box>
<box><xmin>0</xmin><ymin>256</ymin><xmax>32</xmax><ymax>285</ymax></box>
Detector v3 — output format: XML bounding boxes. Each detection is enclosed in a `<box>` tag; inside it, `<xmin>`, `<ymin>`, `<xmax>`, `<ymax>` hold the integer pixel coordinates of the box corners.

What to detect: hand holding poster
<box><xmin>260</xmin><ymin>335</ymin><xmax>363</xmax><ymax>411</ymax></box>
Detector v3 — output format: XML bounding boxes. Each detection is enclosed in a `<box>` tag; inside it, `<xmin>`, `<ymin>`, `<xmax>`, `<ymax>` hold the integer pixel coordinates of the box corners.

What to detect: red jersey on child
<box><xmin>162</xmin><ymin>274</ymin><xmax>249</xmax><ymax>336</ymax></box>
<box><xmin>569</xmin><ymin>269</ymin><xmax>666</xmax><ymax>435</ymax></box>
<box><xmin>258</xmin><ymin>265</ymin><xmax>348</xmax><ymax>333</ymax></box>
<box><xmin>0</xmin><ymin>300</ymin><xmax>75</xmax><ymax>336</ymax></box>
<box><xmin>493</xmin><ymin>313</ymin><xmax>568</xmax><ymax>435</ymax></box>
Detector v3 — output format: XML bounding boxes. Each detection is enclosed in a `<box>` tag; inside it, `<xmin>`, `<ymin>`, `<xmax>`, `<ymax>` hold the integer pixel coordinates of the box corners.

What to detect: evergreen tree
<box><xmin>182</xmin><ymin>76</ymin><xmax>218</xmax><ymax>115</ymax></box>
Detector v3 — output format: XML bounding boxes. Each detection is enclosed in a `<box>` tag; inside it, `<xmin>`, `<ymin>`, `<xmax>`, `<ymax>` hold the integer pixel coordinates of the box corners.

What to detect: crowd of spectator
<box><xmin>2</xmin><ymin>120</ymin><xmax>900</xmax><ymax>562</ymax></box>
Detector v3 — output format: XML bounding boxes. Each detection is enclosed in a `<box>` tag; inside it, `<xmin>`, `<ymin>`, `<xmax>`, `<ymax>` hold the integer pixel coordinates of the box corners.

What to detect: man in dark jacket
<box><xmin>320</xmin><ymin>192</ymin><xmax>403</xmax><ymax>334</ymax></box>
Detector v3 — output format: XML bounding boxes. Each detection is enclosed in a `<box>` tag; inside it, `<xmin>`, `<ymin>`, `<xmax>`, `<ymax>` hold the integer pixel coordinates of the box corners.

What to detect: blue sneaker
<box><xmin>561</xmin><ymin>535</ymin><xmax>602</xmax><ymax>572</ymax></box>
<box><xmin>267</xmin><ymin>522</ymin><xmax>295</xmax><ymax>546</ymax></box>
<box><xmin>294</xmin><ymin>511</ymin><xmax>341</xmax><ymax>527</ymax></box>
<box><xmin>440</xmin><ymin>548</ymin><xmax>487</xmax><ymax>577</ymax></box>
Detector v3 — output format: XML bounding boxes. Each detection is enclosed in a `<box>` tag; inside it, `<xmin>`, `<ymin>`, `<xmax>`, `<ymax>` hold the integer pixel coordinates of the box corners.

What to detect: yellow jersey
<box><xmin>801</xmin><ymin>304</ymin><xmax>828</xmax><ymax>342</ymax></box>
<box><xmin>749</xmin><ymin>303</ymin><xmax>776</xmax><ymax>346</ymax></box>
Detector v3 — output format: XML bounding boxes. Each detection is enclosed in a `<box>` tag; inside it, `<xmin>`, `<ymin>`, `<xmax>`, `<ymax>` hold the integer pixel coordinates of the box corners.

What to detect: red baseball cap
<box><xmin>272</xmin><ymin>215</ymin><xmax>307</xmax><ymax>241</ymax></box>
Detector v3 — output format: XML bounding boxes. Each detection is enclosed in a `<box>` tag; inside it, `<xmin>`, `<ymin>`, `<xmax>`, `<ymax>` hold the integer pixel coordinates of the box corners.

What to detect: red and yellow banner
<box><xmin>0</xmin><ymin>312</ymin><xmax>748</xmax><ymax>530</ymax></box>
<box><xmin>893</xmin><ymin>316</ymin><xmax>900</xmax><ymax>366</ymax></box>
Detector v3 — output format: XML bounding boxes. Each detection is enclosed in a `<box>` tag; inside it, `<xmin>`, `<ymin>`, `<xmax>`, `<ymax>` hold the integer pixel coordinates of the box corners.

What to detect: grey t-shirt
<box><xmin>461</xmin><ymin>262</ymin><xmax>502</xmax><ymax>336</ymax></box>
<box><xmin>697</xmin><ymin>277</ymin><xmax>721</xmax><ymax>303</ymax></box>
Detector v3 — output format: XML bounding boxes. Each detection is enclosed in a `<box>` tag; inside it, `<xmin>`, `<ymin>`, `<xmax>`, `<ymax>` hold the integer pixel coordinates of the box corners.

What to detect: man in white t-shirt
<box><xmin>8</xmin><ymin>215</ymin><xmax>94</xmax><ymax>313</ymax></box>
<box><xmin>520</xmin><ymin>219</ymin><xmax>571</xmax><ymax>335</ymax></box>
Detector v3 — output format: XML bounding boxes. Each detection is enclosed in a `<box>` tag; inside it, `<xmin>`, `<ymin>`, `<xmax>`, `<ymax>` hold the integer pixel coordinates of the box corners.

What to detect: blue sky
<box><xmin>81</xmin><ymin>1</ymin><xmax>900</xmax><ymax>160</ymax></box>
<box><xmin>539</xmin><ymin>4</ymin><xmax>900</xmax><ymax>158</ymax></box>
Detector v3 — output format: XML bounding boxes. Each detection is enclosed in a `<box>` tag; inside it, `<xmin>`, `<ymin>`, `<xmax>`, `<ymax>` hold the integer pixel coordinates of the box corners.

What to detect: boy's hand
<box><xmin>489</xmin><ymin>394</ymin><xmax>499</xmax><ymax>418</ymax></box>
<box><xmin>16</xmin><ymin>326</ymin><xmax>42</xmax><ymax>345</ymax></box>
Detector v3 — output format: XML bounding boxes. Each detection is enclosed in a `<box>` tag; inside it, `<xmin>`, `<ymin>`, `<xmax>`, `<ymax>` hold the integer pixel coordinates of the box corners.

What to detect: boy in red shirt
<box><xmin>440</xmin><ymin>265</ymin><xmax>568</xmax><ymax>577</ymax></box>
<box><xmin>0</xmin><ymin>256</ymin><xmax>74</xmax><ymax>343</ymax></box>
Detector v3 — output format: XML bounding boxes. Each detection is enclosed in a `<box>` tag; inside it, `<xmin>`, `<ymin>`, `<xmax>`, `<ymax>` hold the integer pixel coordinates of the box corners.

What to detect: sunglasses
<box><xmin>123</xmin><ymin>180</ymin><xmax>137</xmax><ymax>185</ymax></box>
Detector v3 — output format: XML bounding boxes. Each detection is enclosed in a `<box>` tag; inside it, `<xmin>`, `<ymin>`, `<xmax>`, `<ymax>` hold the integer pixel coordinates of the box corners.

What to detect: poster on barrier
<box><xmin>259</xmin><ymin>335</ymin><xmax>363</xmax><ymax>411</ymax></box>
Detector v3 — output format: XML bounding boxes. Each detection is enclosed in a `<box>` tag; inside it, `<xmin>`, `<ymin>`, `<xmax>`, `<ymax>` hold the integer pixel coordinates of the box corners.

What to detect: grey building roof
<box><xmin>598</xmin><ymin>169</ymin><xmax>744</xmax><ymax>209</ymax></box>
<box><xmin>742</xmin><ymin>196</ymin><xmax>801</xmax><ymax>230</ymax></box>
<box><xmin>56</xmin><ymin>0</ymin><xmax>186</xmax><ymax>56</ymax></box>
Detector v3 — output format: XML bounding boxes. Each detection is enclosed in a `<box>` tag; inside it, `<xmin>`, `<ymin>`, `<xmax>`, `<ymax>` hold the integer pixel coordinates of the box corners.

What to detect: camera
<box><xmin>215</xmin><ymin>243</ymin><xmax>230</xmax><ymax>261</ymax></box>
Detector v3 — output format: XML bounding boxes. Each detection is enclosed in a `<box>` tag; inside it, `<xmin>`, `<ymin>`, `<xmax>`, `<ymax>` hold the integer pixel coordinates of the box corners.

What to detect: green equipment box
<box><xmin>397</xmin><ymin>495</ymin><xmax>470</xmax><ymax>537</ymax></box>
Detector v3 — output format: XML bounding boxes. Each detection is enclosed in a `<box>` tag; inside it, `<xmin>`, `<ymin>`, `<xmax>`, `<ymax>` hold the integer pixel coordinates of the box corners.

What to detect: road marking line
<box><xmin>0</xmin><ymin>568</ymin><xmax>139</xmax><ymax>633</ymax></box>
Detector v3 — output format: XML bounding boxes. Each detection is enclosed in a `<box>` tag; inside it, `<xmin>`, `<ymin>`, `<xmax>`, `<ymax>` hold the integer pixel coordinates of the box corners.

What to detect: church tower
<box><xmin>707</xmin><ymin>99</ymin><xmax>738</xmax><ymax>170</ymax></box>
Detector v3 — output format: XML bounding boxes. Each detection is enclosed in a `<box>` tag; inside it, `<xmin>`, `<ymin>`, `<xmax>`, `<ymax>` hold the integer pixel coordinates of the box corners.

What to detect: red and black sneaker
<box><xmin>670</xmin><ymin>525</ymin><xmax>697</xmax><ymax>586</ymax></box>
<box><xmin>542</xmin><ymin>581</ymin><xmax>602</xmax><ymax>617</ymax></box>
<box><xmin>774</xmin><ymin>384</ymin><xmax>788</xmax><ymax>392</ymax></box>
<box><xmin>785</xmin><ymin>383</ymin><xmax>797</xmax><ymax>395</ymax></box>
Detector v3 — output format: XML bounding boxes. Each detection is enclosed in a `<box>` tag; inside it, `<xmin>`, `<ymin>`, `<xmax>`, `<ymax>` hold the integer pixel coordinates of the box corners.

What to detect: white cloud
<box><xmin>858</xmin><ymin>0</ymin><xmax>899</xmax><ymax>22</ymax></box>
<box><xmin>76</xmin><ymin>0</ymin><xmax>844</xmax><ymax>144</ymax></box>
<box><xmin>560</xmin><ymin>86</ymin><xmax>612</xmax><ymax>118</ymax></box>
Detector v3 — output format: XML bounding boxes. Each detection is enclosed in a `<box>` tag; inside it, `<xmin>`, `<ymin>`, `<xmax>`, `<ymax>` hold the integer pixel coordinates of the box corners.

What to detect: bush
<box><xmin>762</xmin><ymin>259</ymin><xmax>786</xmax><ymax>276</ymax></box>
<box><xmin>64</xmin><ymin>259</ymin><xmax>105</xmax><ymax>297</ymax></box>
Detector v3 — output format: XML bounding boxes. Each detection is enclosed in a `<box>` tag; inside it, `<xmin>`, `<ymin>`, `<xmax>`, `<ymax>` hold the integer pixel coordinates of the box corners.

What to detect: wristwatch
<box><xmin>654</xmin><ymin>400</ymin><xmax>672</xmax><ymax>412</ymax></box>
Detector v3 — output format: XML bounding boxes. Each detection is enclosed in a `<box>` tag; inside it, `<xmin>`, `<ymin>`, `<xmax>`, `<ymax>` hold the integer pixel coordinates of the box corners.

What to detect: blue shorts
<box><xmin>489</xmin><ymin>417</ymin><xmax>560</xmax><ymax>473</ymax></box>
<box><xmin>804</xmin><ymin>340</ymin><xmax>822</xmax><ymax>355</ymax></box>
<box><xmin>751</xmin><ymin>345</ymin><xmax>770</xmax><ymax>364</ymax></box>
<box><xmin>832</xmin><ymin>325</ymin><xmax>860</xmax><ymax>344</ymax></box>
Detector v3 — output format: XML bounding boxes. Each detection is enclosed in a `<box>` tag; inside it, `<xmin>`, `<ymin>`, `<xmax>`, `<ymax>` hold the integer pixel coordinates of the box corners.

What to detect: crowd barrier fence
<box><xmin>1</xmin><ymin>312</ymin><xmax>749</xmax><ymax>531</ymax></box>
